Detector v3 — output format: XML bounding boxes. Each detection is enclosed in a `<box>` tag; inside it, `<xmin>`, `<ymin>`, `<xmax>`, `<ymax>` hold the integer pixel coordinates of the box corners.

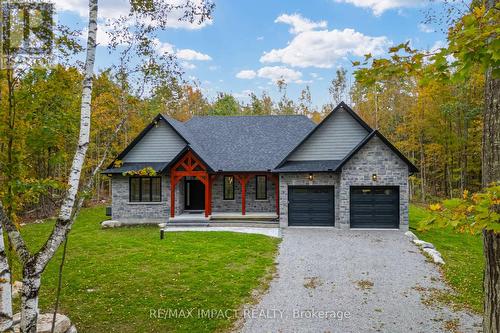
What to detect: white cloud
<box><xmin>275</xmin><ymin>13</ymin><xmax>327</xmax><ymax>34</ymax></box>
<box><xmin>418</xmin><ymin>23</ymin><xmax>434</xmax><ymax>33</ymax></box>
<box><xmin>295</xmin><ymin>79</ymin><xmax>313</xmax><ymax>84</ymax></box>
<box><xmin>51</xmin><ymin>0</ymin><xmax>128</xmax><ymax>19</ymax></box>
<box><xmin>257</xmin><ymin>66</ymin><xmax>302</xmax><ymax>83</ymax></box>
<box><xmin>82</xmin><ymin>24</ymin><xmax>116</xmax><ymax>47</ymax></box>
<box><xmin>334</xmin><ymin>0</ymin><xmax>428</xmax><ymax>16</ymax></box>
<box><xmin>51</xmin><ymin>0</ymin><xmax>212</xmax><ymax>30</ymax></box>
<box><xmin>261</xmin><ymin>28</ymin><xmax>390</xmax><ymax>68</ymax></box>
<box><xmin>236</xmin><ymin>70</ymin><xmax>257</xmax><ymax>79</ymax></box>
<box><xmin>310</xmin><ymin>72</ymin><xmax>324</xmax><ymax>80</ymax></box>
<box><xmin>181</xmin><ymin>61</ymin><xmax>196</xmax><ymax>70</ymax></box>
<box><xmin>233</xmin><ymin>89</ymin><xmax>254</xmax><ymax>100</ymax></box>
<box><xmin>176</xmin><ymin>49</ymin><xmax>212</xmax><ymax>61</ymax></box>
<box><xmin>430</xmin><ymin>40</ymin><xmax>446</xmax><ymax>53</ymax></box>
<box><xmin>257</xmin><ymin>36</ymin><xmax>264</xmax><ymax>41</ymax></box>
<box><xmin>154</xmin><ymin>40</ymin><xmax>175</xmax><ymax>55</ymax></box>
<box><xmin>150</xmin><ymin>39</ymin><xmax>211</xmax><ymax>65</ymax></box>
<box><xmin>236</xmin><ymin>67</ymin><xmax>303</xmax><ymax>83</ymax></box>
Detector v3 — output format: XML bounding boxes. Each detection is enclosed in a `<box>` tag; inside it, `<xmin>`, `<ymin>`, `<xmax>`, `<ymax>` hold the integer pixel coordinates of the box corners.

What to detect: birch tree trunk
<box><xmin>0</xmin><ymin>223</ymin><xmax>13</xmax><ymax>332</ymax></box>
<box><xmin>19</xmin><ymin>0</ymin><xmax>98</xmax><ymax>332</ymax></box>
<box><xmin>20</xmin><ymin>272</ymin><xmax>40</xmax><ymax>333</ymax></box>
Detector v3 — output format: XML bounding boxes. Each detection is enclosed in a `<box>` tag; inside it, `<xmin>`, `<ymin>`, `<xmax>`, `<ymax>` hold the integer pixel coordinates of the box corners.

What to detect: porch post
<box><xmin>209</xmin><ymin>175</ymin><xmax>217</xmax><ymax>216</ymax></box>
<box><xmin>235</xmin><ymin>175</ymin><xmax>251</xmax><ymax>215</ymax></box>
<box><xmin>241</xmin><ymin>179</ymin><xmax>246</xmax><ymax>215</ymax></box>
<box><xmin>273</xmin><ymin>174</ymin><xmax>280</xmax><ymax>216</ymax></box>
<box><xmin>204</xmin><ymin>176</ymin><xmax>210</xmax><ymax>217</ymax></box>
<box><xmin>170</xmin><ymin>174</ymin><xmax>176</xmax><ymax>218</ymax></box>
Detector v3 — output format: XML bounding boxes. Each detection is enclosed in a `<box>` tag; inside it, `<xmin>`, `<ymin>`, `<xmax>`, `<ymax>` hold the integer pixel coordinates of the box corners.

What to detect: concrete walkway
<box><xmin>163</xmin><ymin>226</ymin><xmax>281</xmax><ymax>238</ymax></box>
<box><xmin>241</xmin><ymin>228</ymin><xmax>481</xmax><ymax>333</ymax></box>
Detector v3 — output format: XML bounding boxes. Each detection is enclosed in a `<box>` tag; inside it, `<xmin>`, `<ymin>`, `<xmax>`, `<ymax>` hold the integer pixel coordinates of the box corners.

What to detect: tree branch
<box><xmin>0</xmin><ymin>201</ymin><xmax>31</xmax><ymax>265</ymax></box>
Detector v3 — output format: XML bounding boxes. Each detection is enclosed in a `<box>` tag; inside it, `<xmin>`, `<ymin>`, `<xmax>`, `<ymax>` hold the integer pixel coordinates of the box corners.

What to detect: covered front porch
<box><xmin>168</xmin><ymin>211</ymin><xmax>279</xmax><ymax>226</ymax></box>
<box><xmin>169</xmin><ymin>150</ymin><xmax>280</xmax><ymax>221</ymax></box>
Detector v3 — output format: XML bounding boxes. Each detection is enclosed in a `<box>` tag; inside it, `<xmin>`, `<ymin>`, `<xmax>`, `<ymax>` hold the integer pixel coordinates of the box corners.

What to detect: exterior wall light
<box><xmin>372</xmin><ymin>173</ymin><xmax>378</xmax><ymax>181</ymax></box>
<box><xmin>308</xmin><ymin>173</ymin><xmax>314</xmax><ymax>181</ymax></box>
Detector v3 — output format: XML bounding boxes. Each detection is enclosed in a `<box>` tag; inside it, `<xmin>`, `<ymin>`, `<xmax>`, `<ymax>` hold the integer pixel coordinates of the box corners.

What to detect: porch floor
<box><xmin>168</xmin><ymin>211</ymin><xmax>279</xmax><ymax>226</ymax></box>
<box><xmin>210</xmin><ymin>212</ymin><xmax>278</xmax><ymax>221</ymax></box>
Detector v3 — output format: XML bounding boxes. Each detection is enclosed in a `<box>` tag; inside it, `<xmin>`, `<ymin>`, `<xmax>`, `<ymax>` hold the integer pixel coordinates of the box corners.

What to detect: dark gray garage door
<box><xmin>289</xmin><ymin>186</ymin><xmax>334</xmax><ymax>226</ymax></box>
<box><xmin>350</xmin><ymin>186</ymin><xmax>399</xmax><ymax>229</ymax></box>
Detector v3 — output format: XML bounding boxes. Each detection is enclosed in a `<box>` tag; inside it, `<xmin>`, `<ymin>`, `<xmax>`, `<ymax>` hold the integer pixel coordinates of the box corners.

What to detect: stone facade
<box><xmin>111</xmin><ymin>174</ymin><xmax>172</xmax><ymax>224</ymax></box>
<box><xmin>278</xmin><ymin>137</ymin><xmax>409</xmax><ymax>230</ymax></box>
<box><xmin>339</xmin><ymin>136</ymin><xmax>409</xmax><ymax>230</ymax></box>
<box><xmin>111</xmin><ymin>174</ymin><xmax>277</xmax><ymax>223</ymax></box>
<box><xmin>211</xmin><ymin>175</ymin><xmax>276</xmax><ymax>213</ymax></box>
<box><xmin>112</xmin><ymin>136</ymin><xmax>409</xmax><ymax>228</ymax></box>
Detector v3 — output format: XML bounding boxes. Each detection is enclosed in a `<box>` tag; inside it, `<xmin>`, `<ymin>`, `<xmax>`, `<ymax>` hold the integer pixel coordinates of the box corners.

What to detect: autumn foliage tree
<box><xmin>352</xmin><ymin>1</ymin><xmax>499</xmax><ymax>332</ymax></box>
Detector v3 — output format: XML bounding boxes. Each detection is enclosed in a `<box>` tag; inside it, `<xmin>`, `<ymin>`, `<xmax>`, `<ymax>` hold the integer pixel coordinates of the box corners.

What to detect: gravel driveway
<box><xmin>241</xmin><ymin>228</ymin><xmax>481</xmax><ymax>333</ymax></box>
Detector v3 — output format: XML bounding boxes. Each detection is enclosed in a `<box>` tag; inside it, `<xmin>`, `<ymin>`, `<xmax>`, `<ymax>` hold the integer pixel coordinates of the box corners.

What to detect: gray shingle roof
<box><xmin>164</xmin><ymin>115</ymin><xmax>316</xmax><ymax>171</ymax></box>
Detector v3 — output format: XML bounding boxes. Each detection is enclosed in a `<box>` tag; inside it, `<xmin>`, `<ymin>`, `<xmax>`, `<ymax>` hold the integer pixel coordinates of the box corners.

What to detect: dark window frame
<box><xmin>129</xmin><ymin>176</ymin><xmax>162</xmax><ymax>202</ymax></box>
<box><xmin>255</xmin><ymin>175</ymin><xmax>267</xmax><ymax>200</ymax></box>
<box><xmin>223</xmin><ymin>175</ymin><xmax>235</xmax><ymax>200</ymax></box>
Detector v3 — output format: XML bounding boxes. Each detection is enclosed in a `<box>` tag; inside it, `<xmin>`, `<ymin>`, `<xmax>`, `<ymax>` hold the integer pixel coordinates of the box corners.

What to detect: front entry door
<box><xmin>185</xmin><ymin>179</ymin><xmax>205</xmax><ymax>210</ymax></box>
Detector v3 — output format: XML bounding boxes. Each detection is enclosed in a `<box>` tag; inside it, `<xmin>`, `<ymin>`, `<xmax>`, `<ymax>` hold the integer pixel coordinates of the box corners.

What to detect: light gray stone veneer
<box><xmin>111</xmin><ymin>174</ymin><xmax>172</xmax><ymax>224</ymax></box>
<box><xmin>279</xmin><ymin>136</ymin><xmax>409</xmax><ymax>230</ymax></box>
<box><xmin>211</xmin><ymin>176</ymin><xmax>276</xmax><ymax>213</ymax></box>
<box><xmin>339</xmin><ymin>136</ymin><xmax>409</xmax><ymax>230</ymax></box>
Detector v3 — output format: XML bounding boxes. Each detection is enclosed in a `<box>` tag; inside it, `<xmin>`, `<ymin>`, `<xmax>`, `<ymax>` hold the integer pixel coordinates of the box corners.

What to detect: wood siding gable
<box><xmin>288</xmin><ymin>107</ymin><xmax>369</xmax><ymax>161</ymax></box>
<box><xmin>122</xmin><ymin>121</ymin><xmax>187</xmax><ymax>163</ymax></box>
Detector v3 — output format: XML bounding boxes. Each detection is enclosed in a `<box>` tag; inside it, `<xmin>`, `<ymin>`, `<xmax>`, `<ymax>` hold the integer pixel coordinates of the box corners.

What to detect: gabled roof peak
<box><xmin>336</xmin><ymin>130</ymin><xmax>418</xmax><ymax>173</ymax></box>
<box><xmin>275</xmin><ymin>102</ymin><xmax>372</xmax><ymax>168</ymax></box>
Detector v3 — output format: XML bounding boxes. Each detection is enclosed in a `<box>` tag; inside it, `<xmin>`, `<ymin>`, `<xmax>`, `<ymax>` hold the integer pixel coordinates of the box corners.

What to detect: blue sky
<box><xmin>54</xmin><ymin>0</ymin><xmax>447</xmax><ymax>107</ymax></box>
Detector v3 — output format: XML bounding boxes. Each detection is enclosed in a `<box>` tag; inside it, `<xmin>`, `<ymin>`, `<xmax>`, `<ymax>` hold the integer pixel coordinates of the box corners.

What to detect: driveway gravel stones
<box><xmin>241</xmin><ymin>228</ymin><xmax>481</xmax><ymax>333</ymax></box>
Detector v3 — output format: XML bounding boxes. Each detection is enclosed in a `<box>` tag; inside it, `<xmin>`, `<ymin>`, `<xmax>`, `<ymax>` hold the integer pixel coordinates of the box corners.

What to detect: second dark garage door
<box><xmin>350</xmin><ymin>186</ymin><xmax>399</xmax><ymax>229</ymax></box>
<box><xmin>288</xmin><ymin>186</ymin><xmax>334</xmax><ymax>226</ymax></box>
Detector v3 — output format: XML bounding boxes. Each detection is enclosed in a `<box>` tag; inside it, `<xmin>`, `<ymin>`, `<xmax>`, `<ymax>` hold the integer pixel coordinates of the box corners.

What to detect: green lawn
<box><xmin>12</xmin><ymin>206</ymin><xmax>280</xmax><ymax>332</ymax></box>
<box><xmin>409</xmin><ymin>204</ymin><xmax>484</xmax><ymax>313</ymax></box>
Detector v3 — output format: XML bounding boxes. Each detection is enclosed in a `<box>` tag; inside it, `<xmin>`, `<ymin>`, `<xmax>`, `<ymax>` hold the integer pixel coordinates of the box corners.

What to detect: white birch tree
<box><xmin>0</xmin><ymin>1</ymin><xmax>214</xmax><ymax>332</ymax></box>
<box><xmin>0</xmin><ymin>213</ymin><xmax>13</xmax><ymax>332</ymax></box>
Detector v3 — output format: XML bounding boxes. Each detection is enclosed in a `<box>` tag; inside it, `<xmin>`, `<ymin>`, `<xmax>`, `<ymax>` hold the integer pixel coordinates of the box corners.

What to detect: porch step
<box><xmin>166</xmin><ymin>222</ymin><xmax>210</xmax><ymax>227</ymax></box>
<box><xmin>209</xmin><ymin>221</ymin><xmax>279</xmax><ymax>228</ymax></box>
<box><xmin>164</xmin><ymin>220</ymin><xmax>279</xmax><ymax>228</ymax></box>
<box><xmin>209</xmin><ymin>213</ymin><xmax>278</xmax><ymax>221</ymax></box>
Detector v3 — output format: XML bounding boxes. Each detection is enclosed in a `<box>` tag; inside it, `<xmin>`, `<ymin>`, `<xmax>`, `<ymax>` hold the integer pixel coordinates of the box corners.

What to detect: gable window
<box><xmin>256</xmin><ymin>175</ymin><xmax>267</xmax><ymax>200</ymax></box>
<box><xmin>130</xmin><ymin>177</ymin><xmax>161</xmax><ymax>202</ymax></box>
<box><xmin>223</xmin><ymin>176</ymin><xmax>234</xmax><ymax>200</ymax></box>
